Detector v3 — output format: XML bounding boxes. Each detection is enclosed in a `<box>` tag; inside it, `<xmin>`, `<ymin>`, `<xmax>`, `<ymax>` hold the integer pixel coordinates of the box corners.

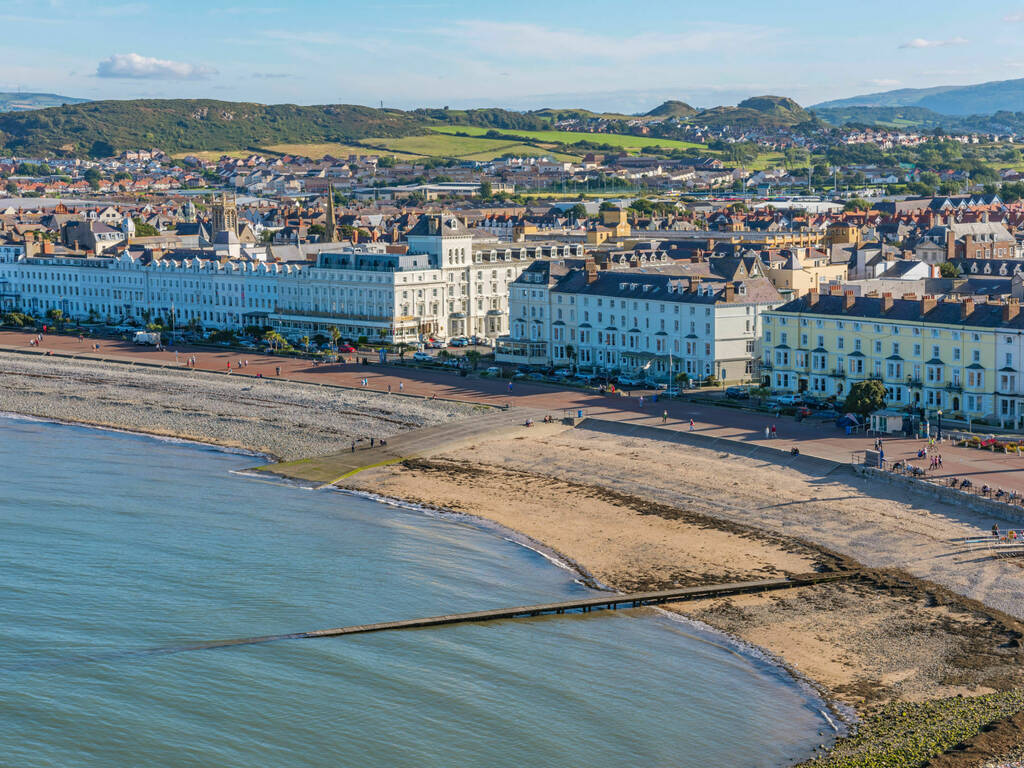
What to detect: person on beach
<box><xmin>351</xmin><ymin>441</ymin><xmax>355</xmax><ymax>453</ymax></box>
<box><xmin>993</xmin><ymin>523</ymin><xmax>1001</xmax><ymax>538</ymax></box>
<box><xmin>938</xmin><ymin>454</ymin><xmax>943</xmax><ymax>468</ymax></box>
<box><xmin>387</xmin><ymin>384</ymin><xmax>392</xmax><ymax>394</ymax></box>
<box><xmin>370</xmin><ymin>437</ymin><xmax>375</xmax><ymax>448</ymax></box>
<box><xmin>276</xmin><ymin>366</ymin><xmax>281</xmax><ymax>376</ymax></box>
<box><xmin>399</xmin><ymin>381</ymin><xmax>404</xmax><ymax>392</ymax></box>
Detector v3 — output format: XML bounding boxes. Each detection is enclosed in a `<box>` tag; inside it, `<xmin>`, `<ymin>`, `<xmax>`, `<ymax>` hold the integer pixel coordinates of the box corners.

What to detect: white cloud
<box><xmin>899</xmin><ymin>37</ymin><xmax>968</xmax><ymax>49</ymax></box>
<box><xmin>1005</xmin><ymin>11</ymin><xmax>1024</xmax><ymax>21</ymax></box>
<box><xmin>443</xmin><ymin>20</ymin><xmax>774</xmax><ymax>61</ymax></box>
<box><xmin>867</xmin><ymin>78</ymin><xmax>901</xmax><ymax>88</ymax></box>
<box><xmin>95</xmin><ymin>53</ymin><xmax>216</xmax><ymax>80</ymax></box>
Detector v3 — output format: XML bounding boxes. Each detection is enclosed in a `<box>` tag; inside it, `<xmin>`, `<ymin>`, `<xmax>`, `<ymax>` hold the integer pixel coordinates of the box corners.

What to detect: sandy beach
<box><xmin>6</xmin><ymin>350</ymin><xmax>1024</xmax><ymax>765</ymax></box>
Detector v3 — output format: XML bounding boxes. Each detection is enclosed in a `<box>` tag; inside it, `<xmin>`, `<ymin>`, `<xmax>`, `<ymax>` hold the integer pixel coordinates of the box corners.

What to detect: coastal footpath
<box><xmin>6</xmin><ymin>350</ymin><xmax>1024</xmax><ymax>766</ymax></box>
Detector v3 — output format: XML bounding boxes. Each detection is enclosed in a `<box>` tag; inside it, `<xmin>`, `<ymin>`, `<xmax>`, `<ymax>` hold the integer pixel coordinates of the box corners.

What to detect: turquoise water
<box><xmin>0</xmin><ymin>416</ymin><xmax>835</xmax><ymax>767</ymax></box>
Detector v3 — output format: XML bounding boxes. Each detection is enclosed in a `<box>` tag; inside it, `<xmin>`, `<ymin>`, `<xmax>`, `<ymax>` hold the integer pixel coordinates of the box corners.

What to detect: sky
<box><xmin>1</xmin><ymin>0</ymin><xmax>1022</xmax><ymax>112</ymax></box>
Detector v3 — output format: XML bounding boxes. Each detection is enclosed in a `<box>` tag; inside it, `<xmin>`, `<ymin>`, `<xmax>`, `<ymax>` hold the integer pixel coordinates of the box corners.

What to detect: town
<box><xmin>4</xmin><ymin>171</ymin><xmax>1024</xmax><ymax>431</ymax></box>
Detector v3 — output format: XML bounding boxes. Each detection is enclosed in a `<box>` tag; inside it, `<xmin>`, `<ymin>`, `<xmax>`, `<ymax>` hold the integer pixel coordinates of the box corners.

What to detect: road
<box><xmin>5</xmin><ymin>329</ymin><xmax>1024</xmax><ymax>496</ymax></box>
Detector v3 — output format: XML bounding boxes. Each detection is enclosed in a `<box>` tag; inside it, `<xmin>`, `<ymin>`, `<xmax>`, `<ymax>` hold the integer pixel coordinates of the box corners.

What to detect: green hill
<box><xmin>0</xmin><ymin>92</ymin><xmax>88</xmax><ymax>112</ymax></box>
<box><xmin>0</xmin><ymin>99</ymin><xmax>427</xmax><ymax>157</ymax></box>
<box><xmin>645</xmin><ymin>100</ymin><xmax>696</xmax><ymax>118</ymax></box>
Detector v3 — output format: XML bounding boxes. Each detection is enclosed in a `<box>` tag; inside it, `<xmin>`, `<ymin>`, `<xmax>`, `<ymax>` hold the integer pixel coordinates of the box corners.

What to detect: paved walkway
<box><xmin>4</xmin><ymin>329</ymin><xmax>1024</xmax><ymax>494</ymax></box>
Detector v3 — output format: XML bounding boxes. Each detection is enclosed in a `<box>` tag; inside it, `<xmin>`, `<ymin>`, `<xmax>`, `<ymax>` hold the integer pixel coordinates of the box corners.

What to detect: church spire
<box><xmin>325</xmin><ymin>184</ymin><xmax>337</xmax><ymax>242</ymax></box>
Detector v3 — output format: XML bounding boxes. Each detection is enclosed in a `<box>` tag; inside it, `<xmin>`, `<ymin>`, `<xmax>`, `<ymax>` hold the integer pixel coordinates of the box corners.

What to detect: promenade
<box><xmin>4</xmin><ymin>329</ymin><xmax>1023</xmax><ymax>495</ymax></box>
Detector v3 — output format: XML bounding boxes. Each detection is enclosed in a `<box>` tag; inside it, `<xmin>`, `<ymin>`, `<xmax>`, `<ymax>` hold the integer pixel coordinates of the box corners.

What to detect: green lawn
<box><xmin>362</xmin><ymin>134</ymin><xmax>580</xmax><ymax>161</ymax></box>
<box><xmin>431</xmin><ymin>125</ymin><xmax>707</xmax><ymax>151</ymax></box>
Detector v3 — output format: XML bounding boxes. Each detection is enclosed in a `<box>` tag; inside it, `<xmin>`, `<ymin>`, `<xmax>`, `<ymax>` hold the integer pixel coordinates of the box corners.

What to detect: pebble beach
<box><xmin>0</xmin><ymin>351</ymin><xmax>475</xmax><ymax>460</ymax></box>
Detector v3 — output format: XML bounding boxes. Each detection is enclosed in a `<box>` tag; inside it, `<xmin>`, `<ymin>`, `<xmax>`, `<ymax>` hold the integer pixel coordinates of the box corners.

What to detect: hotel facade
<box><xmin>495</xmin><ymin>257</ymin><xmax>782</xmax><ymax>385</ymax></box>
<box><xmin>763</xmin><ymin>287</ymin><xmax>1024</xmax><ymax>427</ymax></box>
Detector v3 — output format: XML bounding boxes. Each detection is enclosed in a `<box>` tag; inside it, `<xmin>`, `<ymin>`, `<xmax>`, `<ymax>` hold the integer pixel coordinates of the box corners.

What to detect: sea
<box><xmin>0</xmin><ymin>415</ymin><xmax>837</xmax><ymax>767</ymax></box>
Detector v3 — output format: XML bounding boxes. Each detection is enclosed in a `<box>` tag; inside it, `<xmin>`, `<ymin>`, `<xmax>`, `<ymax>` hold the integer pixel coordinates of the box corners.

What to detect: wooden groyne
<box><xmin>162</xmin><ymin>571</ymin><xmax>856</xmax><ymax>654</ymax></box>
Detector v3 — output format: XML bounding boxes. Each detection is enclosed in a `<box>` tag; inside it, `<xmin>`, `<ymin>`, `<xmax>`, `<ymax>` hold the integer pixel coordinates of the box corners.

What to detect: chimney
<box><xmin>1005</xmin><ymin>298</ymin><xmax>1020</xmax><ymax>322</ymax></box>
<box><xmin>901</xmin><ymin>293</ymin><xmax>918</xmax><ymax>300</ymax></box>
<box><xmin>946</xmin><ymin>228</ymin><xmax>955</xmax><ymax>262</ymax></box>
<box><xmin>585</xmin><ymin>259</ymin><xmax>598</xmax><ymax>284</ymax></box>
<box><xmin>690</xmin><ymin>275</ymin><xmax>702</xmax><ymax>294</ymax></box>
<box><xmin>723</xmin><ymin>282</ymin><xmax>735</xmax><ymax>302</ymax></box>
<box><xmin>881</xmin><ymin>291</ymin><xmax>893</xmax><ymax>313</ymax></box>
<box><xmin>963</xmin><ymin>233</ymin><xmax>974</xmax><ymax>259</ymax></box>
<box><xmin>42</xmin><ymin>240</ymin><xmax>54</xmax><ymax>254</ymax></box>
<box><xmin>844</xmin><ymin>289</ymin><xmax>855</xmax><ymax>310</ymax></box>
<box><xmin>808</xmin><ymin>287</ymin><xmax>819</xmax><ymax>306</ymax></box>
<box><xmin>961</xmin><ymin>298</ymin><xmax>974</xmax><ymax>320</ymax></box>
<box><xmin>829</xmin><ymin>284</ymin><xmax>842</xmax><ymax>296</ymax></box>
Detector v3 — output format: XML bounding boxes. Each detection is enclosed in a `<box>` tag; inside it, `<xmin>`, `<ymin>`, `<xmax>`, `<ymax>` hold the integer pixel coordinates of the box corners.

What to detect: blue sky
<box><xmin>0</xmin><ymin>0</ymin><xmax>1021</xmax><ymax>111</ymax></box>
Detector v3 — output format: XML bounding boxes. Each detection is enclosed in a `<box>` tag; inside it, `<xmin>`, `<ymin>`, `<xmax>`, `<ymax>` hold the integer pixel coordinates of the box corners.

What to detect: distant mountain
<box><xmin>813</xmin><ymin>78</ymin><xmax>1024</xmax><ymax>116</ymax></box>
<box><xmin>645</xmin><ymin>100</ymin><xmax>696</xmax><ymax>118</ymax></box>
<box><xmin>0</xmin><ymin>99</ymin><xmax>427</xmax><ymax>156</ymax></box>
<box><xmin>0</xmin><ymin>92</ymin><xmax>88</xmax><ymax>112</ymax></box>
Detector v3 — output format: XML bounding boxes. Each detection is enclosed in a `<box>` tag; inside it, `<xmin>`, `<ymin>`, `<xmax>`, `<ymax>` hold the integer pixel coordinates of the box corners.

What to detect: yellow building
<box><xmin>764</xmin><ymin>249</ymin><xmax>848</xmax><ymax>298</ymax></box>
<box><xmin>762</xmin><ymin>288</ymin><xmax>1016</xmax><ymax>423</ymax></box>
<box><xmin>824</xmin><ymin>221</ymin><xmax>861</xmax><ymax>248</ymax></box>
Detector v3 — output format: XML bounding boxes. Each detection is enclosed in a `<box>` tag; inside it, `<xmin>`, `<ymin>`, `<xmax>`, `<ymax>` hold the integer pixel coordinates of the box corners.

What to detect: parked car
<box><xmin>485</xmin><ymin>366</ymin><xmax>501</xmax><ymax>376</ymax></box>
<box><xmin>412</xmin><ymin>351</ymin><xmax>434</xmax><ymax>362</ymax></box>
<box><xmin>471</xmin><ymin>335</ymin><xmax>491</xmax><ymax>346</ymax></box>
<box><xmin>663</xmin><ymin>387</ymin><xmax>682</xmax><ymax>397</ymax></box>
<box><xmin>448</xmin><ymin>337</ymin><xmax>469</xmax><ymax>347</ymax></box>
<box><xmin>616</xmin><ymin>376</ymin><xmax>644</xmax><ymax>387</ymax></box>
<box><xmin>813</xmin><ymin>409</ymin><xmax>841</xmax><ymax>421</ymax></box>
<box><xmin>425</xmin><ymin>339</ymin><xmax>445</xmax><ymax>349</ymax></box>
<box><xmin>338</xmin><ymin>344</ymin><xmax>356</xmax><ymax>353</ymax></box>
<box><xmin>772</xmin><ymin>394</ymin><xmax>800</xmax><ymax>406</ymax></box>
<box><xmin>725</xmin><ymin>386</ymin><xmax>750</xmax><ymax>399</ymax></box>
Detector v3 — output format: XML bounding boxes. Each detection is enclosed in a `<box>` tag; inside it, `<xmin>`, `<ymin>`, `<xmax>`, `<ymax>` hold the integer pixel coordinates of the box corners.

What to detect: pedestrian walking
<box><xmin>351</xmin><ymin>441</ymin><xmax>355</xmax><ymax>453</ymax></box>
<box><xmin>370</xmin><ymin>437</ymin><xmax>375</xmax><ymax>448</ymax></box>
<box><xmin>639</xmin><ymin>396</ymin><xmax>644</xmax><ymax>408</ymax></box>
<box><xmin>387</xmin><ymin>384</ymin><xmax>392</xmax><ymax>394</ymax></box>
<box><xmin>689</xmin><ymin>418</ymin><xmax>695</xmax><ymax>431</ymax></box>
<box><xmin>508</xmin><ymin>381</ymin><xmax>513</xmax><ymax>392</ymax></box>
<box><xmin>662</xmin><ymin>410</ymin><xmax>668</xmax><ymax>424</ymax></box>
<box><xmin>770</xmin><ymin>424</ymin><xmax>777</xmax><ymax>438</ymax></box>
<box><xmin>938</xmin><ymin>454</ymin><xmax>943</xmax><ymax>468</ymax></box>
<box><xmin>765</xmin><ymin>426</ymin><xmax>770</xmax><ymax>439</ymax></box>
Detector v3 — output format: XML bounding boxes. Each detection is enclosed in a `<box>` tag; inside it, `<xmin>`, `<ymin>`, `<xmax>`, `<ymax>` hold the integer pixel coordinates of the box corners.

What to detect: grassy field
<box><xmin>362</xmin><ymin>134</ymin><xmax>580</xmax><ymax>161</ymax></box>
<box><xmin>431</xmin><ymin>125</ymin><xmax>707</xmax><ymax>151</ymax></box>
<box><xmin>261</xmin><ymin>142</ymin><xmax>419</xmax><ymax>160</ymax></box>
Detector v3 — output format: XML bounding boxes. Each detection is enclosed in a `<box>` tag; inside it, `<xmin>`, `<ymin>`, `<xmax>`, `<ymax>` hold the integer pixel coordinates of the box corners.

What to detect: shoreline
<box><xmin>0</xmin><ymin>402</ymin><xmax>856</xmax><ymax>742</ymax></box>
<box><xmin>7</xmin><ymin>352</ymin><xmax>1024</xmax><ymax>765</ymax></box>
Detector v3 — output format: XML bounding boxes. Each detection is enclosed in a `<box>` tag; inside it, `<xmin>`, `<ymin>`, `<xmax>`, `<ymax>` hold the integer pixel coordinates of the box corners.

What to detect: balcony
<box><xmin>830</xmin><ymin>369</ymin><xmax>846</xmax><ymax>378</ymax></box>
<box><xmin>761</xmin><ymin>361</ymin><xmax>774</xmax><ymax>371</ymax></box>
<box><xmin>945</xmin><ymin>383</ymin><xmax>963</xmax><ymax>392</ymax></box>
<box><xmin>905</xmin><ymin>377</ymin><xmax>923</xmax><ymax>388</ymax></box>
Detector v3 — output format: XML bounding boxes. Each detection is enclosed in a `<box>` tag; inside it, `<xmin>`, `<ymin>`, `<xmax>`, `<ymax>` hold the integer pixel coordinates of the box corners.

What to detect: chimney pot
<box><xmin>844</xmin><ymin>289</ymin><xmax>855</xmax><ymax>310</ymax></box>
<box><xmin>961</xmin><ymin>298</ymin><xmax>974</xmax><ymax>320</ymax></box>
<box><xmin>1004</xmin><ymin>298</ymin><xmax>1020</xmax><ymax>322</ymax></box>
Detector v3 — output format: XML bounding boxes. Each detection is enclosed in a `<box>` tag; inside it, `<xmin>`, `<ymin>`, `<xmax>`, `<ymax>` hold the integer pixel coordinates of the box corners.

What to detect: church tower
<box><xmin>210</xmin><ymin>192</ymin><xmax>238</xmax><ymax>235</ymax></box>
<box><xmin>324</xmin><ymin>185</ymin><xmax>337</xmax><ymax>242</ymax></box>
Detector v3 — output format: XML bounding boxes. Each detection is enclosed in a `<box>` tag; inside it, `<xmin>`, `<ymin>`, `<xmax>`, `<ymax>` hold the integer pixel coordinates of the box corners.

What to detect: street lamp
<box><xmin>937</xmin><ymin>409</ymin><xmax>943</xmax><ymax>442</ymax></box>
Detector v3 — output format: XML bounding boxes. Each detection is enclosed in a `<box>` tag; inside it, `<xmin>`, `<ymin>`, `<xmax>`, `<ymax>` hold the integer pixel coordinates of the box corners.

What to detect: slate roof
<box><xmin>775</xmin><ymin>293</ymin><xmax>1023</xmax><ymax>329</ymax></box>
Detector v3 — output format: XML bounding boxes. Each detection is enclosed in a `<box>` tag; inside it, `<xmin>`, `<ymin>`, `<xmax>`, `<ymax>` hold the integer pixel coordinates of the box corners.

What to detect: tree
<box><xmin>565</xmin><ymin>203</ymin><xmax>587</xmax><ymax>223</ymax></box>
<box><xmin>843</xmin><ymin>379</ymin><xmax>886</xmax><ymax>416</ymax></box>
<box><xmin>5</xmin><ymin>180</ymin><xmax>17</xmax><ymax>195</ymax></box>
<box><xmin>329</xmin><ymin>326</ymin><xmax>341</xmax><ymax>350</ymax></box>
<box><xmin>395</xmin><ymin>343</ymin><xmax>412</xmax><ymax>360</ymax></box>
<box><xmin>46</xmin><ymin>308</ymin><xmax>65</xmax><ymax>330</ymax></box>
<box><xmin>300</xmin><ymin>335</ymin><xmax>310</xmax><ymax>353</ymax></box>
<box><xmin>843</xmin><ymin>198</ymin><xmax>871</xmax><ymax>212</ymax></box>
<box><xmin>479</xmin><ymin>180</ymin><xmax>492</xmax><ymax>199</ymax></box>
<box><xmin>132</xmin><ymin>218</ymin><xmax>159</xmax><ymax>237</ymax></box>
<box><xmin>939</xmin><ymin>261</ymin><xmax>960</xmax><ymax>278</ymax></box>
<box><xmin>376</xmin><ymin>155</ymin><xmax>396</xmax><ymax>168</ymax></box>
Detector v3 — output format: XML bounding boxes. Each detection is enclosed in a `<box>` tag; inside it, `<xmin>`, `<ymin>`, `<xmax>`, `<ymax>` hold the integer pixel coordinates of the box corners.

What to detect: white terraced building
<box><xmin>496</xmin><ymin>257</ymin><xmax>783</xmax><ymax>385</ymax></box>
<box><xmin>0</xmin><ymin>214</ymin><xmax>582</xmax><ymax>343</ymax></box>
